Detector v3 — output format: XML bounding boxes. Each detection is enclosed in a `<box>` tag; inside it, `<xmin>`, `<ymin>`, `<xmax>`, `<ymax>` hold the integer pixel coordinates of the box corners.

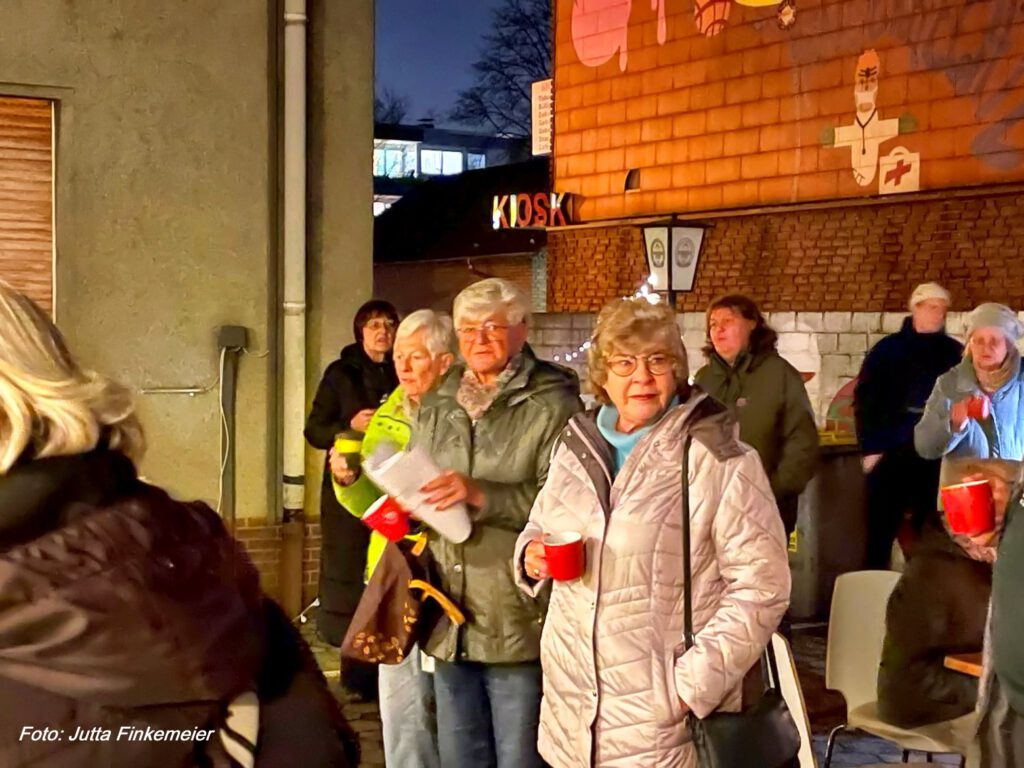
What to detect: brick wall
<box><xmin>548</xmin><ymin>188</ymin><xmax>1024</xmax><ymax>313</ymax></box>
<box><xmin>555</xmin><ymin>0</ymin><xmax>1024</xmax><ymax>218</ymax></box>
<box><xmin>235</xmin><ymin>518</ymin><xmax>321</xmax><ymax>607</ymax></box>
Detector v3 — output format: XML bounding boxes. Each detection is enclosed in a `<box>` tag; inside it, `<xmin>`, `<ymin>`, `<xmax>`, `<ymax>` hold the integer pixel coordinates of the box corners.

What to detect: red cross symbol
<box><xmin>884</xmin><ymin>159</ymin><xmax>912</xmax><ymax>186</ymax></box>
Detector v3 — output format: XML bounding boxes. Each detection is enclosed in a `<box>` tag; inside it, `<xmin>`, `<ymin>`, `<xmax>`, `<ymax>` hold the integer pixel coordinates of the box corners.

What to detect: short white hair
<box><xmin>453</xmin><ymin>278</ymin><xmax>530</xmax><ymax>327</ymax></box>
<box><xmin>395</xmin><ymin>309</ymin><xmax>454</xmax><ymax>357</ymax></box>
<box><xmin>0</xmin><ymin>281</ymin><xmax>144</xmax><ymax>473</ymax></box>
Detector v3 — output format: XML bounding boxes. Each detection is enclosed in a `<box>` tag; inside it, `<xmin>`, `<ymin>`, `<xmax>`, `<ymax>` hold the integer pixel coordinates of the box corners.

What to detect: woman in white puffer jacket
<box><xmin>514</xmin><ymin>298</ymin><xmax>791</xmax><ymax>768</ymax></box>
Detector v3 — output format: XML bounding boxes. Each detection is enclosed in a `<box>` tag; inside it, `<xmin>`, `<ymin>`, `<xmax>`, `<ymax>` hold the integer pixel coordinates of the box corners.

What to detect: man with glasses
<box><xmin>304</xmin><ymin>299</ymin><xmax>399</xmax><ymax>700</ymax></box>
<box><xmin>412</xmin><ymin>278</ymin><xmax>582</xmax><ymax>768</ymax></box>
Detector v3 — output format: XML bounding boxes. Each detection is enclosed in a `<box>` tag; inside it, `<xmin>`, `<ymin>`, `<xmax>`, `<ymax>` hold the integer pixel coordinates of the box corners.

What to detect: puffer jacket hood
<box><xmin>0</xmin><ymin>450</ymin><xmax>264</xmax><ymax>709</ymax></box>
<box><xmin>514</xmin><ymin>391</ymin><xmax>791</xmax><ymax>768</ymax></box>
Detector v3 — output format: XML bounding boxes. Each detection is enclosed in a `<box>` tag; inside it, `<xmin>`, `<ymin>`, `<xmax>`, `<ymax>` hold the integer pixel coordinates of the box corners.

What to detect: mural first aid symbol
<box><xmin>879</xmin><ymin>147</ymin><xmax>921</xmax><ymax>194</ymax></box>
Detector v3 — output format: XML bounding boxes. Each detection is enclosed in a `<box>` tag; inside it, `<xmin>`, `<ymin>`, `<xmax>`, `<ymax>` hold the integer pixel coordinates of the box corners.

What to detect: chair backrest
<box><xmin>771</xmin><ymin>632</ymin><xmax>816</xmax><ymax>768</ymax></box>
<box><xmin>825</xmin><ymin>570</ymin><xmax>901</xmax><ymax>713</ymax></box>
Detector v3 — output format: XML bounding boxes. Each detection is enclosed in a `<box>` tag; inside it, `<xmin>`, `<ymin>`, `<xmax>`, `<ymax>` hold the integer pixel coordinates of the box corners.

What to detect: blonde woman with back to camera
<box><xmin>0</xmin><ymin>282</ymin><xmax>356</xmax><ymax>767</ymax></box>
<box><xmin>514</xmin><ymin>297</ymin><xmax>791</xmax><ymax>768</ymax></box>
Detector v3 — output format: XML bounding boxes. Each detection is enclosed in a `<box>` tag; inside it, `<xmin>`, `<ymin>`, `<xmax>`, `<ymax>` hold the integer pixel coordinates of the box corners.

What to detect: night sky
<box><xmin>375</xmin><ymin>0</ymin><xmax>501</xmax><ymax>125</ymax></box>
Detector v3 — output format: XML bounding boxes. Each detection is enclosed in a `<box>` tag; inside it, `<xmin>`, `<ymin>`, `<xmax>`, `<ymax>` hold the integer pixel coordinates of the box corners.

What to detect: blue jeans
<box><xmin>379</xmin><ymin>647</ymin><xmax>439</xmax><ymax>768</ymax></box>
<box><xmin>432</xmin><ymin>659</ymin><xmax>543</xmax><ymax>768</ymax></box>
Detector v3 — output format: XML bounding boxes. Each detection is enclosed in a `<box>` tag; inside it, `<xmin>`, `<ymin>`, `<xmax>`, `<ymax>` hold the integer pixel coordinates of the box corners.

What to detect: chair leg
<box><xmin>823</xmin><ymin>725</ymin><xmax>845</xmax><ymax>768</ymax></box>
<box><xmin>902</xmin><ymin>750</ymin><xmax>910</xmax><ymax>762</ymax></box>
<box><xmin>925</xmin><ymin>754</ymin><xmax>933</xmax><ymax>763</ymax></box>
<box><xmin>960</xmin><ymin>756</ymin><xmax>967</xmax><ymax>768</ymax></box>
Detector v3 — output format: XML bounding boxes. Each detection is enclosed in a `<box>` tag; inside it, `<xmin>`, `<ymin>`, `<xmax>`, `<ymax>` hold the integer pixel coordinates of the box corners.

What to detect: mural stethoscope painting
<box><xmin>571</xmin><ymin>0</ymin><xmax>796</xmax><ymax>73</ymax></box>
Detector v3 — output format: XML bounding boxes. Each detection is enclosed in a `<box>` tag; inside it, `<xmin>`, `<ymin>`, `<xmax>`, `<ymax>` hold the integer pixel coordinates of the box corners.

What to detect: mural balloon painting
<box><xmin>571</xmin><ymin>0</ymin><xmax>634</xmax><ymax>71</ymax></box>
<box><xmin>573</xmin><ymin>0</ymin><xmax>791</xmax><ymax>60</ymax></box>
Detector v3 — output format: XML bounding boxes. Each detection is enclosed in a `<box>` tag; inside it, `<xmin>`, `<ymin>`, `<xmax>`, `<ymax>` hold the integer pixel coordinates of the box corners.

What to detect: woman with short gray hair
<box><xmin>331</xmin><ymin>307</ymin><xmax>455</xmax><ymax>768</ymax></box>
<box><xmin>412</xmin><ymin>278</ymin><xmax>582</xmax><ymax>768</ymax></box>
<box><xmin>515</xmin><ymin>297</ymin><xmax>790</xmax><ymax>768</ymax></box>
<box><xmin>916</xmin><ymin>302</ymin><xmax>1024</xmax><ymax>471</ymax></box>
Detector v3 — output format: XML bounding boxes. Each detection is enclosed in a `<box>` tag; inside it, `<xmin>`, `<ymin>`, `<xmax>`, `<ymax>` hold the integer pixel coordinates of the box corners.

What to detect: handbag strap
<box><xmin>679</xmin><ymin>431</ymin><xmax>782</xmax><ymax>693</ymax></box>
<box><xmin>682</xmin><ymin>434</ymin><xmax>696</xmax><ymax>651</ymax></box>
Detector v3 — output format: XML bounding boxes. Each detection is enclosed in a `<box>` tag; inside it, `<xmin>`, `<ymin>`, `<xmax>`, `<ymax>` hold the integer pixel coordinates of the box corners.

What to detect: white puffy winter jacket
<box><xmin>514</xmin><ymin>392</ymin><xmax>791</xmax><ymax>768</ymax></box>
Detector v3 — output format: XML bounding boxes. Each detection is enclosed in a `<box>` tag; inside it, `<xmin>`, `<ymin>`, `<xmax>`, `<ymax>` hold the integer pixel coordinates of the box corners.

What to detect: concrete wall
<box><xmin>0</xmin><ymin>0</ymin><xmax>374</xmax><ymax>546</ymax></box>
<box><xmin>305</xmin><ymin>0</ymin><xmax>376</xmax><ymax>523</ymax></box>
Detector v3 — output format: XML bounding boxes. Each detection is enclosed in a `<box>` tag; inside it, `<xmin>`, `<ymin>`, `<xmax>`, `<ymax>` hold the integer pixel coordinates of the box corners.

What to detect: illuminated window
<box><xmin>441</xmin><ymin>151</ymin><xmax>463</xmax><ymax>174</ymax></box>
<box><xmin>467</xmin><ymin>153</ymin><xmax>486</xmax><ymax>170</ymax></box>
<box><xmin>421</xmin><ymin>149</ymin><xmax>465</xmax><ymax>176</ymax></box>
<box><xmin>420</xmin><ymin>149</ymin><xmax>442</xmax><ymax>175</ymax></box>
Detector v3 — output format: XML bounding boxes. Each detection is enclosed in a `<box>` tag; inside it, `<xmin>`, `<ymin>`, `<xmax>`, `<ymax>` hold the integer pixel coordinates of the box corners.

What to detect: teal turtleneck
<box><xmin>596</xmin><ymin>397</ymin><xmax>679</xmax><ymax>475</ymax></box>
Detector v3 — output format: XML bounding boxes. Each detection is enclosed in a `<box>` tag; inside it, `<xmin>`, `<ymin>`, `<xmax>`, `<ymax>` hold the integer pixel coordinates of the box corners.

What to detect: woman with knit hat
<box><xmin>915</xmin><ymin>303</ymin><xmax>1024</xmax><ymax>472</ymax></box>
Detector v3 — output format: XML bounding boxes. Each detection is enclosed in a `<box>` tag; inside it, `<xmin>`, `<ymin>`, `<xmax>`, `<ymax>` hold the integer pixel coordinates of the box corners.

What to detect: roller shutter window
<box><xmin>0</xmin><ymin>96</ymin><xmax>54</xmax><ymax>314</ymax></box>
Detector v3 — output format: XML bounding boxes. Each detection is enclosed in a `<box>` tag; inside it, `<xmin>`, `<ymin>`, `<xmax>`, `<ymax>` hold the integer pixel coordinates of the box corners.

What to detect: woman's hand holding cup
<box><xmin>524</xmin><ymin>539</ymin><xmax>549</xmax><ymax>581</ymax></box>
<box><xmin>951</xmin><ymin>395</ymin><xmax>991</xmax><ymax>432</ymax></box>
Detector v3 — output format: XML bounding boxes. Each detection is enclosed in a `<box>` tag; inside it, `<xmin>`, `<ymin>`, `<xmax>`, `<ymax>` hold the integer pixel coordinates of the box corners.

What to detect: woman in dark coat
<box><xmin>694</xmin><ymin>294</ymin><xmax>819</xmax><ymax>535</ymax></box>
<box><xmin>877</xmin><ymin>516</ymin><xmax>992</xmax><ymax>728</ymax></box>
<box><xmin>304</xmin><ymin>299</ymin><xmax>398</xmax><ymax>696</ymax></box>
<box><xmin>0</xmin><ymin>282</ymin><xmax>357</xmax><ymax>767</ymax></box>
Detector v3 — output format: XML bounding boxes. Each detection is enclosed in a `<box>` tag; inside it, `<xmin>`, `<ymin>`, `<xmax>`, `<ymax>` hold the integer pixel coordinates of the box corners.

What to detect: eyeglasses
<box><xmin>455</xmin><ymin>321</ymin><xmax>510</xmax><ymax>339</ymax></box>
<box><xmin>364</xmin><ymin>319</ymin><xmax>396</xmax><ymax>332</ymax></box>
<box><xmin>606</xmin><ymin>353</ymin><xmax>675</xmax><ymax>377</ymax></box>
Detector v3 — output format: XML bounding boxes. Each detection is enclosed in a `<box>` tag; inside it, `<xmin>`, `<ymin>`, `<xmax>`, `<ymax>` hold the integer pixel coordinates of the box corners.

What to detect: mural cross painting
<box><xmin>884</xmin><ymin>158</ymin><xmax>913</xmax><ymax>187</ymax></box>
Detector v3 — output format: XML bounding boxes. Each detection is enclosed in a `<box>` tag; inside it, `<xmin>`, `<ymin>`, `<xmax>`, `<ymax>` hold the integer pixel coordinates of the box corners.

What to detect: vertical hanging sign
<box><xmin>532</xmin><ymin>79</ymin><xmax>553</xmax><ymax>156</ymax></box>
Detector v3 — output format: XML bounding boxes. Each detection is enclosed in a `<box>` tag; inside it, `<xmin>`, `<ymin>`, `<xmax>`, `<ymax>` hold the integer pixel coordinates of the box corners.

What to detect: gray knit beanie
<box><xmin>966</xmin><ymin>303</ymin><xmax>1024</xmax><ymax>342</ymax></box>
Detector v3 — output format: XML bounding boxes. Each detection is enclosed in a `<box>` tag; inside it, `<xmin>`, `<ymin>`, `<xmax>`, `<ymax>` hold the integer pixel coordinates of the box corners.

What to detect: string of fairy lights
<box><xmin>552</xmin><ymin>275</ymin><xmax>661</xmax><ymax>364</ymax></box>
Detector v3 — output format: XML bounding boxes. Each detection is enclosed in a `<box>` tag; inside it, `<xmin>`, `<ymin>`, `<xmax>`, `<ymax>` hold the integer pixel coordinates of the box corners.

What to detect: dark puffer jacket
<box><xmin>877</xmin><ymin>520</ymin><xmax>992</xmax><ymax>728</ymax></box>
<box><xmin>0</xmin><ymin>449</ymin><xmax>356</xmax><ymax>767</ymax></box>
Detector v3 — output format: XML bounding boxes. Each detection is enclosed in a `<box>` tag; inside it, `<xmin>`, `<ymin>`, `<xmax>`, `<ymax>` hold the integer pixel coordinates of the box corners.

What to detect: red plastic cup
<box><xmin>543</xmin><ymin>532</ymin><xmax>585</xmax><ymax>581</ymax></box>
<box><xmin>967</xmin><ymin>395</ymin><xmax>991</xmax><ymax>421</ymax></box>
<box><xmin>941</xmin><ymin>480</ymin><xmax>996</xmax><ymax>536</ymax></box>
<box><xmin>362</xmin><ymin>496</ymin><xmax>410</xmax><ymax>542</ymax></box>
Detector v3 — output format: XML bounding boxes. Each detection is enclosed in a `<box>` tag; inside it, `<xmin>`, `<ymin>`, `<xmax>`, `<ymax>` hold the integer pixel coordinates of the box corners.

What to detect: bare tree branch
<box><xmin>450</xmin><ymin>0</ymin><xmax>551</xmax><ymax>137</ymax></box>
<box><xmin>374</xmin><ymin>86</ymin><xmax>410</xmax><ymax>124</ymax></box>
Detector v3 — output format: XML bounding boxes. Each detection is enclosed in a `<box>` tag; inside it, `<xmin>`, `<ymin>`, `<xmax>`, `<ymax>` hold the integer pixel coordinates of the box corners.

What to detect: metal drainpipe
<box><xmin>280</xmin><ymin>0</ymin><xmax>307</xmax><ymax>618</ymax></box>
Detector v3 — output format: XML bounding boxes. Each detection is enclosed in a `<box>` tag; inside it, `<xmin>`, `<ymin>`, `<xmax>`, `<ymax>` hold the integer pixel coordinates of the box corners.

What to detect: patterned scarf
<box><xmin>973</xmin><ymin>345</ymin><xmax>1021</xmax><ymax>395</ymax></box>
<box><xmin>456</xmin><ymin>355</ymin><xmax>522</xmax><ymax>423</ymax></box>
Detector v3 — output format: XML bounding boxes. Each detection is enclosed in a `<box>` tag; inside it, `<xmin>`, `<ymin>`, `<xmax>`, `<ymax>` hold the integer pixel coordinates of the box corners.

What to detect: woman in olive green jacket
<box><xmin>694</xmin><ymin>294</ymin><xmax>819</xmax><ymax>534</ymax></box>
<box><xmin>412</xmin><ymin>279</ymin><xmax>582</xmax><ymax>768</ymax></box>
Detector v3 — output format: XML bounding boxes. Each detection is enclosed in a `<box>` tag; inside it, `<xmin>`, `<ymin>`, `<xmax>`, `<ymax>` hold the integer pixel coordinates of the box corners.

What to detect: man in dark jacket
<box><xmin>854</xmin><ymin>282</ymin><xmax>962</xmax><ymax>567</ymax></box>
<box><xmin>304</xmin><ymin>299</ymin><xmax>398</xmax><ymax>698</ymax></box>
<box><xmin>877</xmin><ymin>517</ymin><xmax>992</xmax><ymax>728</ymax></box>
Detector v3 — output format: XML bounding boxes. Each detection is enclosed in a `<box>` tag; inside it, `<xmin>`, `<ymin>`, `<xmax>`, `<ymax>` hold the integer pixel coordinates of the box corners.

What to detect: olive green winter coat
<box><xmin>411</xmin><ymin>347</ymin><xmax>582</xmax><ymax>663</ymax></box>
<box><xmin>694</xmin><ymin>349</ymin><xmax>819</xmax><ymax>531</ymax></box>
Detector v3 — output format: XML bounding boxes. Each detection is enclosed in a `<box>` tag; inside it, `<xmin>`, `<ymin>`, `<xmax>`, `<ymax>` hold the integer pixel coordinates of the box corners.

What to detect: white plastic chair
<box><xmin>771</xmin><ymin>632</ymin><xmax>816</xmax><ymax>768</ymax></box>
<box><xmin>823</xmin><ymin>570</ymin><xmax>973</xmax><ymax>767</ymax></box>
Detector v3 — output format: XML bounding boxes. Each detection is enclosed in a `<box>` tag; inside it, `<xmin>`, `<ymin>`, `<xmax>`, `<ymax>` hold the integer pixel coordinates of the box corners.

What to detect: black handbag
<box><xmin>680</xmin><ymin>434</ymin><xmax>802</xmax><ymax>768</ymax></box>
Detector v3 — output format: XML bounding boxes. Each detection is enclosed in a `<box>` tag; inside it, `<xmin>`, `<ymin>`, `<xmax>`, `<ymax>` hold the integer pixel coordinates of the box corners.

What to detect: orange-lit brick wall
<box><xmin>555</xmin><ymin>0</ymin><xmax>1024</xmax><ymax>219</ymax></box>
<box><xmin>548</xmin><ymin>188</ymin><xmax>1024</xmax><ymax>312</ymax></box>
